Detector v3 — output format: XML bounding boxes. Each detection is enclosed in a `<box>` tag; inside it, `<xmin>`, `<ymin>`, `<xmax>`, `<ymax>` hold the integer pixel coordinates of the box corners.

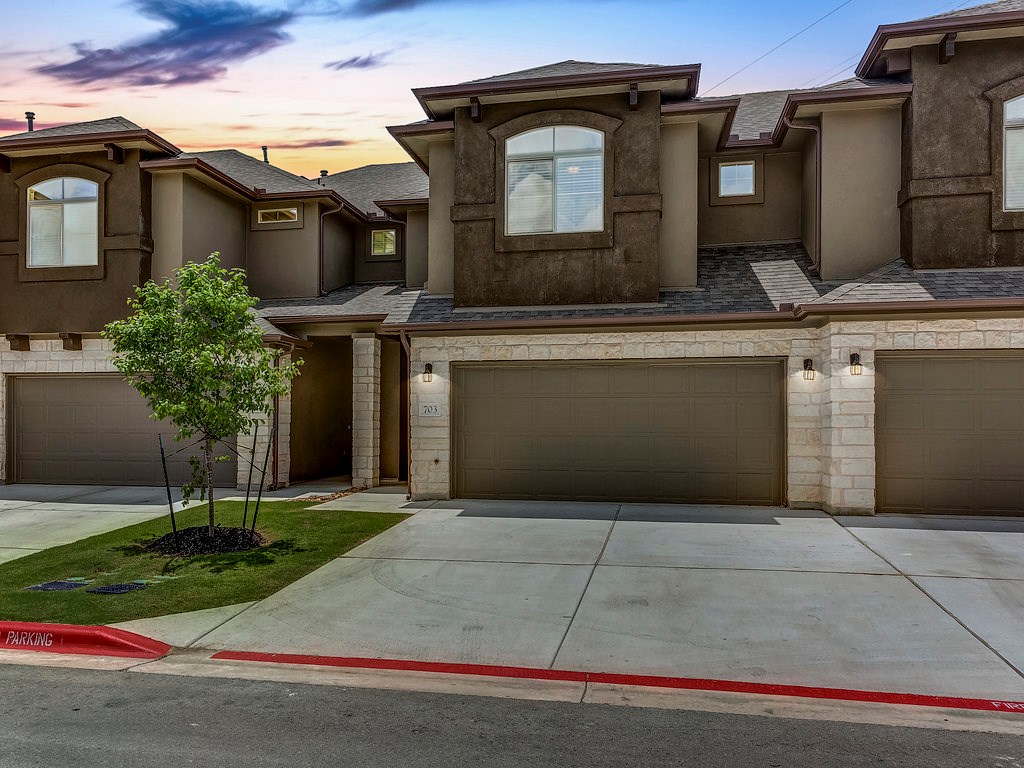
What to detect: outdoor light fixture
<box><xmin>802</xmin><ymin>359</ymin><xmax>815</xmax><ymax>381</ymax></box>
<box><xmin>850</xmin><ymin>352</ymin><xmax>863</xmax><ymax>376</ymax></box>
<box><xmin>422</xmin><ymin>363</ymin><xmax>433</xmax><ymax>383</ymax></box>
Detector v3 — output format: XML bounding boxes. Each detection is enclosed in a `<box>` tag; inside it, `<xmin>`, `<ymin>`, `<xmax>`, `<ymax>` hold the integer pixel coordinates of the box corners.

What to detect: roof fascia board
<box><xmin>857</xmin><ymin>11</ymin><xmax>1024</xmax><ymax>78</ymax></box>
<box><xmin>0</xmin><ymin>129</ymin><xmax>179</xmax><ymax>156</ymax></box>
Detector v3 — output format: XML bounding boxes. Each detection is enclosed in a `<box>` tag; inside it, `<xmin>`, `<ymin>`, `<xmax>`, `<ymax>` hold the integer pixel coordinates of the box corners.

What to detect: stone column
<box><xmin>236</xmin><ymin>353</ymin><xmax>292</xmax><ymax>491</ymax></box>
<box><xmin>351</xmin><ymin>333</ymin><xmax>382</xmax><ymax>489</ymax></box>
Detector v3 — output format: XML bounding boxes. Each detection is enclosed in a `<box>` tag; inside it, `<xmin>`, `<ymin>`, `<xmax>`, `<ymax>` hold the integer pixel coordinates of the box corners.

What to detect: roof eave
<box><xmin>856</xmin><ymin>10</ymin><xmax>1024</xmax><ymax>78</ymax></box>
<box><xmin>0</xmin><ymin>129</ymin><xmax>180</xmax><ymax>156</ymax></box>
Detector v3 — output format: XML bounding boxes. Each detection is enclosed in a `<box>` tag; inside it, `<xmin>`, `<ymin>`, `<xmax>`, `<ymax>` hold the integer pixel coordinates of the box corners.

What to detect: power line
<box><xmin>797</xmin><ymin>0</ymin><xmax>975</xmax><ymax>91</ymax></box>
<box><xmin>703</xmin><ymin>0</ymin><xmax>857</xmax><ymax>95</ymax></box>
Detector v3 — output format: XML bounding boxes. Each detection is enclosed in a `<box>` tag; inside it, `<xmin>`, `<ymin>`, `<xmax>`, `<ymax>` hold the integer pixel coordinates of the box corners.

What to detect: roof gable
<box><xmin>321</xmin><ymin>162</ymin><xmax>428</xmax><ymax>217</ymax></box>
<box><xmin>466</xmin><ymin>60</ymin><xmax>664</xmax><ymax>85</ymax></box>
<box><xmin>0</xmin><ymin>116</ymin><xmax>143</xmax><ymax>142</ymax></box>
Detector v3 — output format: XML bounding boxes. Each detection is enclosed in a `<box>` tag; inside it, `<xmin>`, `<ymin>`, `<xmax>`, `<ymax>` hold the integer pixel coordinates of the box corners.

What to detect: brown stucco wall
<box><xmin>322</xmin><ymin>211</ymin><xmax>354</xmax><ymax>293</ymax></box>
<box><xmin>659</xmin><ymin>122</ymin><xmax>698</xmax><ymax>288</ymax></box>
<box><xmin>451</xmin><ymin>93</ymin><xmax>662</xmax><ymax>307</ymax></box>
<box><xmin>902</xmin><ymin>37</ymin><xmax>1024</xmax><ymax>268</ymax></box>
<box><xmin>801</xmin><ymin>133</ymin><xmax>818</xmax><ymax>266</ymax></box>
<box><xmin>180</xmin><ymin>175</ymin><xmax>246</xmax><ymax>273</ymax></box>
<box><xmin>820</xmin><ymin>107</ymin><xmax>902</xmax><ymax>280</ymax></box>
<box><xmin>0</xmin><ymin>148</ymin><xmax>152</xmax><ymax>334</ymax></box>
<box><xmin>246</xmin><ymin>200</ymin><xmax>320</xmax><ymax>298</ymax></box>
<box><xmin>355</xmin><ymin>222</ymin><xmax>405</xmax><ymax>284</ymax></box>
<box><xmin>405</xmin><ymin>208</ymin><xmax>429</xmax><ymax>288</ymax></box>
<box><xmin>697</xmin><ymin>152</ymin><xmax>802</xmax><ymax>246</ymax></box>
<box><xmin>379</xmin><ymin>337</ymin><xmax>401</xmax><ymax>479</ymax></box>
<box><xmin>427</xmin><ymin>140</ymin><xmax>455</xmax><ymax>296</ymax></box>
<box><xmin>289</xmin><ymin>336</ymin><xmax>352</xmax><ymax>482</ymax></box>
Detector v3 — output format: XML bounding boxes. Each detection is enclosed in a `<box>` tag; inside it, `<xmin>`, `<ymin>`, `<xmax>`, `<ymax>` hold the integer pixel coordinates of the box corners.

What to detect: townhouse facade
<box><xmin>2</xmin><ymin>1</ymin><xmax>1024</xmax><ymax>515</ymax></box>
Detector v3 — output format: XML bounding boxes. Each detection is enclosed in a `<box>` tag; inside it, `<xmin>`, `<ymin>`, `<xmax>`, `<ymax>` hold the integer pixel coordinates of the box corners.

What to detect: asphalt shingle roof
<box><xmin>700</xmin><ymin>77</ymin><xmax>905</xmax><ymax>141</ymax></box>
<box><xmin>814</xmin><ymin>260</ymin><xmax>1024</xmax><ymax>304</ymax></box>
<box><xmin>465</xmin><ymin>60</ymin><xmax>664</xmax><ymax>85</ymax></box>
<box><xmin>181</xmin><ymin>149</ymin><xmax>322</xmax><ymax>195</ymax></box>
<box><xmin>320</xmin><ymin>163</ymin><xmax>428</xmax><ymax>217</ymax></box>
<box><xmin>924</xmin><ymin>0</ymin><xmax>1024</xmax><ymax>19</ymax></box>
<box><xmin>0</xmin><ymin>116</ymin><xmax>142</xmax><ymax>141</ymax></box>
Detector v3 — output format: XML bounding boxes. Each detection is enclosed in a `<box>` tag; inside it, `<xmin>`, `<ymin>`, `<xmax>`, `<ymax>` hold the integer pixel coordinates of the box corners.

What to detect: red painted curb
<box><xmin>0</xmin><ymin>621</ymin><xmax>171</xmax><ymax>659</ymax></box>
<box><xmin>211</xmin><ymin>650</ymin><xmax>1024</xmax><ymax>715</ymax></box>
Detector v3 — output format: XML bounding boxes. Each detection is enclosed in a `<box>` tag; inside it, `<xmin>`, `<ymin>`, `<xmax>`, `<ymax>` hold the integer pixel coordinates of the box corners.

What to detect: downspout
<box><xmin>784</xmin><ymin>117</ymin><xmax>822</xmax><ymax>274</ymax></box>
<box><xmin>318</xmin><ymin>199</ymin><xmax>344</xmax><ymax>296</ymax></box>
<box><xmin>399</xmin><ymin>331</ymin><xmax>414</xmax><ymax>502</ymax></box>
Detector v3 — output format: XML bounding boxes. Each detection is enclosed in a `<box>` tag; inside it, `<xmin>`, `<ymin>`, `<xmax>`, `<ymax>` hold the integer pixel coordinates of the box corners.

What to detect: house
<box><xmin>2</xmin><ymin>0</ymin><xmax>1024</xmax><ymax>515</ymax></box>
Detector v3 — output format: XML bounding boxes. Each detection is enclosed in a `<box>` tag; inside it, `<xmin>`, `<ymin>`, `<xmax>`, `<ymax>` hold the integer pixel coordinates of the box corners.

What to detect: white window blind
<box><xmin>1005</xmin><ymin>96</ymin><xmax>1024</xmax><ymax>211</ymax></box>
<box><xmin>505</xmin><ymin>126</ymin><xmax>603</xmax><ymax>235</ymax></box>
<box><xmin>29</xmin><ymin>205</ymin><xmax>62</xmax><ymax>266</ymax></box>
<box><xmin>371</xmin><ymin>229</ymin><xmax>397</xmax><ymax>256</ymax></box>
<box><xmin>26</xmin><ymin>177</ymin><xmax>99</xmax><ymax>267</ymax></box>
<box><xmin>719</xmin><ymin>161</ymin><xmax>756</xmax><ymax>197</ymax></box>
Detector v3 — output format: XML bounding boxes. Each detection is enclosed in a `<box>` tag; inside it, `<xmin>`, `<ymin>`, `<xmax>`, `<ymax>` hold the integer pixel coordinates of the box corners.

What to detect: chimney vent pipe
<box><xmin>261</xmin><ymin>145</ymin><xmax>269</xmax><ymax>163</ymax></box>
<box><xmin>25</xmin><ymin>112</ymin><xmax>35</xmax><ymax>132</ymax></box>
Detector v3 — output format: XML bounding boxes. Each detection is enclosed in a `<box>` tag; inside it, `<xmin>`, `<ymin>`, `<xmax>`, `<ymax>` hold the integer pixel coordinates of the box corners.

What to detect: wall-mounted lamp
<box><xmin>802</xmin><ymin>359</ymin><xmax>816</xmax><ymax>381</ymax></box>
<box><xmin>849</xmin><ymin>352</ymin><xmax>862</xmax><ymax>376</ymax></box>
<box><xmin>422</xmin><ymin>363</ymin><xmax>433</xmax><ymax>383</ymax></box>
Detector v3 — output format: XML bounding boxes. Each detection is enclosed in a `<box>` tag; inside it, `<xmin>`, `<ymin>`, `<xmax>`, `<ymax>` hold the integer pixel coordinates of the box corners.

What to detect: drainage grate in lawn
<box><xmin>86</xmin><ymin>583</ymin><xmax>148</xmax><ymax>595</ymax></box>
<box><xmin>24</xmin><ymin>580</ymin><xmax>93</xmax><ymax>592</ymax></box>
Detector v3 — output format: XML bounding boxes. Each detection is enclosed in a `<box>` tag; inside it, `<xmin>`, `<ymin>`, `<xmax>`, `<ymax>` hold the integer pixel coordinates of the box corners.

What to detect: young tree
<box><xmin>104</xmin><ymin>254</ymin><xmax>299</xmax><ymax>536</ymax></box>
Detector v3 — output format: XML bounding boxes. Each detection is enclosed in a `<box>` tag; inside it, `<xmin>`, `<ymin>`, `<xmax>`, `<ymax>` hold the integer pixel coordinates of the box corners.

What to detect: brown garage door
<box><xmin>10</xmin><ymin>376</ymin><xmax>237</xmax><ymax>486</ymax></box>
<box><xmin>877</xmin><ymin>353</ymin><xmax>1024</xmax><ymax>515</ymax></box>
<box><xmin>454</xmin><ymin>361</ymin><xmax>784</xmax><ymax>504</ymax></box>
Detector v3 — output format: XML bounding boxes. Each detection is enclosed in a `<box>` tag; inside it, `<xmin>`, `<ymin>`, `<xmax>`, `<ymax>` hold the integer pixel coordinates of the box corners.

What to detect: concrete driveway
<box><xmin>0</xmin><ymin>485</ymin><xmax>178</xmax><ymax>564</ymax></box>
<box><xmin>124</xmin><ymin>496</ymin><xmax>1024</xmax><ymax>700</ymax></box>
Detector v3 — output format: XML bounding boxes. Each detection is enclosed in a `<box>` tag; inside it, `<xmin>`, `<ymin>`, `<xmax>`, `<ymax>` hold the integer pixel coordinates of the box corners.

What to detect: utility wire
<box><xmin>703</xmin><ymin>0</ymin><xmax>857</xmax><ymax>95</ymax></box>
<box><xmin>798</xmin><ymin>0</ymin><xmax>975</xmax><ymax>91</ymax></box>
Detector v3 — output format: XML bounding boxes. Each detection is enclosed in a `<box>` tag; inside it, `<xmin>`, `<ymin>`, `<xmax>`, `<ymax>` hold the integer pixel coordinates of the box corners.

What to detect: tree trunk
<box><xmin>205</xmin><ymin>438</ymin><xmax>215</xmax><ymax>537</ymax></box>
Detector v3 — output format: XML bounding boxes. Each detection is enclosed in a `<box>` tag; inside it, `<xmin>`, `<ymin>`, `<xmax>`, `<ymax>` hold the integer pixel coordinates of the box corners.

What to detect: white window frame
<box><xmin>257</xmin><ymin>207</ymin><xmax>299</xmax><ymax>224</ymax></box>
<box><xmin>718</xmin><ymin>160</ymin><xmax>756</xmax><ymax>198</ymax></box>
<box><xmin>370</xmin><ymin>228</ymin><xmax>397</xmax><ymax>257</ymax></box>
<box><xmin>26</xmin><ymin>177</ymin><xmax>99</xmax><ymax>268</ymax></box>
<box><xmin>1004</xmin><ymin>95</ymin><xmax>1024</xmax><ymax>212</ymax></box>
<box><xmin>504</xmin><ymin>126</ymin><xmax>604</xmax><ymax>236</ymax></box>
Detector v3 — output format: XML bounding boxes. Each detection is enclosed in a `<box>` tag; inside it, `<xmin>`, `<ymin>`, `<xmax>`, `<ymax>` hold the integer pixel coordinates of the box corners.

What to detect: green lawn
<box><xmin>0</xmin><ymin>501</ymin><xmax>407</xmax><ymax>626</ymax></box>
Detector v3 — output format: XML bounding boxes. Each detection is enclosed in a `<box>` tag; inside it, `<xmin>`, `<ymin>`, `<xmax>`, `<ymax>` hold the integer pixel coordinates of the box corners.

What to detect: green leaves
<box><xmin>104</xmin><ymin>253</ymin><xmax>301</xmax><ymax>506</ymax></box>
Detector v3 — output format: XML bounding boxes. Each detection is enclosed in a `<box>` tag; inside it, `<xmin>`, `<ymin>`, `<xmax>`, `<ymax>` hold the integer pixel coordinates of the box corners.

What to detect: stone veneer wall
<box><xmin>235</xmin><ymin>353</ymin><xmax>291</xmax><ymax>491</ymax></box>
<box><xmin>351</xmin><ymin>334</ymin><xmax>381</xmax><ymax>488</ymax></box>
<box><xmin>407</xmin><ymin>317</ymin><xmax>1024</xmax><ymax>514</ymax></box>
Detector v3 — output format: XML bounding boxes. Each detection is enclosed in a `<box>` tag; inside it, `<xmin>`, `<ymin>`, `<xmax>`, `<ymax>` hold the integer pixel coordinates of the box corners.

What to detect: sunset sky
<box><xmin>2</xmin><ymin>0</ymin><xmax>973</xmax><ymax>177</ymax></box>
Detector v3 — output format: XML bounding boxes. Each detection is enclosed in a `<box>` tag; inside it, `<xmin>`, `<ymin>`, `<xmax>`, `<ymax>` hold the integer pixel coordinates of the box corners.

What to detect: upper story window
<box><xmin>1004</xmin><ymin>95</ymin><xmax>1024</xmax><ymax>211</ymax></box>
<box><xmin>27</xmin><ymin>177</ymin><xmax>98</xmax><ymax>268</ymax></box>
<box><xmin>505</xmin><ymin>126</ymin><xmax>604</xmax><ymax>235</ymax></box>
<box><xmin>257</xmin><ymin>207</ymin><xmax>298</xmax><ymax>223</ymax></box>
<box><xmin>718</xmin><ymin>161</ymin><xmax>756</xmax><ymax>198</ymax></box>
<box><xmin>371</xmin><ymin>229</ymin><xmax>397</xmax><ymax>257</ymax></box>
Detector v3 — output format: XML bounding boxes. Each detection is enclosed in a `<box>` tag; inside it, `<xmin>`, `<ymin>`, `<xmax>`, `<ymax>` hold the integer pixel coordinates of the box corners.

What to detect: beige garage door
<box><xmin>10</xmin><ymin>376</ymin><xmax>237</xmax><ymax>486</ymax></box>
<box><xmin>454</xmin><ymin>361</ymin><xmax>784</xmax><ymax>504</ymax></box>
<box><xmin>877</xmin><ymin>354</ymin><xmax>1024</xmax><ymax>515</ymax></box>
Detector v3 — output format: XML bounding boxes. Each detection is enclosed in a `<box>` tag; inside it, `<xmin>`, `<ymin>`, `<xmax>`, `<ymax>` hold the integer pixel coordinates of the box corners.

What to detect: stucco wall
<box><xmin>801</xmin><ymin>133</ymin><xmax>818</xmax><ymax>266</ymax></box>
<box><xmin>450</xmin><ymin>93</ymin><xmax>662</xmax><ymax>307</ymax></box>
<box><xmin>180</xmin><ymin>175</ymin><xmax>246</xmax><ymax>273</ymax></box>
<box><xmin>289</xmin><ymin>337</ymin><xmax>352</xmax><ymax>482</ymax></box>
<box><xmin>405</xmin><ymin>208</ymin><xmax>429</xmax><ymax>289</ymax></box>
<box><xmin>902</xmin><ymin>38</ymin><xmax>1024</xmax><ymax>268</ymax></box>
<box><xmin>246</xmin><ymin>200</ymin><xmax>320</xmax><ymax>299</ymax></box>
<box><xmin>819</xmin><ymin>108</ymin><xmax>901</xmax><ymax>280</ymax></box>
<box><xmin>659</xmin><ymin>122</ymin><xmax>698</xmax><ymax>288</ymax></box>
<box><xmin>697</xmin><ymin>152</ymin><xmax>802</xmax><ymax>246</ymax></box>
<box><xmin>322</xmin><ymin>212</ymin><xmax>355</xmax><ymax>293</ymax></box>
<box><xmin>405</xmin><ymin>316</ymin><xmax>1024</xmax><ymax>513</ymax></box>
<box><xmin>427</xmin><ymin>140</ymin><xmax>455</xmax><ymax>296</ymax></box>
<box><xmin>151</xmin><ymin>174</ymin><xmax>184</xmax><ymax>283</ymax></box>
<box><xmin>355</xmin><ymin>223</ymin><xmax>405</xmax><ymax>284</ymax></box>
<box><xmin>0</xmin><ymin>149</ymin><xmax>152</xmax><ymax>334</ymax></box>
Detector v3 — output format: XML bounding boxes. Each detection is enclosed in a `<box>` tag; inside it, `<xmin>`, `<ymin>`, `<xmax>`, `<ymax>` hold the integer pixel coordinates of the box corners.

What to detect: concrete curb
<box><xmin>0</xmin><ymin>621</ymin><xmax>172</xmax><ymax>659</ymax></box>
<box><xmin>210</xmin><ymin>650</ymin><xmax>1024</xmax><ymax>715</ymax></box>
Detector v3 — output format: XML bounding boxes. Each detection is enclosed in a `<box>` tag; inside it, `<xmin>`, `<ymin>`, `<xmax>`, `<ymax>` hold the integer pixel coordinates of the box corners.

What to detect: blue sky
<box><xmin>0</xmin><ymin>0</ymin><xmax>975</xmax><ymax>174</ymax></box>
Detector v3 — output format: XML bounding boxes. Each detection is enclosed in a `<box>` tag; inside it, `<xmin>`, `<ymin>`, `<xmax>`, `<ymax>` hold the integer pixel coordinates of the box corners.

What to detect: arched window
<box><xmin>27</xmin><ymin>177</ymin><xmax>99</xmax><ymax>267</ymax></box>
<box><xmin>1005</xmin><ymin>95</ymin><xmax>1024</xmax><ymax>211</ymax></box>
<box><xmin>505</xmin><ymin>126</ymin><xmax>603</xmax><ymax>235</ymax></box>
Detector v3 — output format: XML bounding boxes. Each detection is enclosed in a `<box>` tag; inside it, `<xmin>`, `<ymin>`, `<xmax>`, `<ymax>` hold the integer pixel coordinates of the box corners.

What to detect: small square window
<box><xmin>371</xmin><ymin>229</ymin><xmax>397</xmax><ymax>257</ymax></box>
<box><xmin>257</xmin><ymin>208</ymin><xmax>298</xmax><ymax>224</ymax></box>
<box><xmin>719</xmin><ymin>161</ymin><xmax>756</xmax><ymax>197</ymax></box>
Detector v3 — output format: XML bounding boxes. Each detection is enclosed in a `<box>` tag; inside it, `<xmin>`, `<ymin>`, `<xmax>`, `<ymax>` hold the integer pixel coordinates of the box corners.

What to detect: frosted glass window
<box><xmin>27</xmin><ymin>177</ymin><xmax>99</xmax><ymax>267</ymax></box>
<box><xmin>719</xmin><ymin>161</ymin><xmax>756</xmax><ymax>197</ymax></box>
<box><xmin>505</xmin><ymin>126</ymin><xmax>603</xmax><ymax>235</ymax></box>
<box><xmin>1005</xmin><ymin>96</ymin><xmax>1024</xmax><ymax>211</ymax></box>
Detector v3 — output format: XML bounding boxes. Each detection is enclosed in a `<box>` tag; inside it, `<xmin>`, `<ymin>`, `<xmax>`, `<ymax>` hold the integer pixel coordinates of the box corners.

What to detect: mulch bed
<box><xmin>147</xmin><ymin>526</ymin><xmax>267</xmax><ymax>557</ymax></box>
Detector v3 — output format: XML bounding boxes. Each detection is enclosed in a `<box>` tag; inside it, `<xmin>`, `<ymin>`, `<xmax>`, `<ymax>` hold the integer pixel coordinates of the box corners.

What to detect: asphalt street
<box><xmin>0</xmin><ymin>664</ymin><xmax>1022</xmax><ymax>768</ymax></box>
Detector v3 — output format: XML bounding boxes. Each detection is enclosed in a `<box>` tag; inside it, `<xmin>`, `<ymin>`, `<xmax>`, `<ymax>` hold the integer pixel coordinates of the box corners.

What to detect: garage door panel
<box><xmin>877</xmin><ymin>354</ymin><xmax>1024</xmax><ymax>515</ymax></box>
<box><xmin>455</xmin><ymin>362</ymin><xmax>783</xmax><ymax>504</ymax></box>
<box><xmin>12</xmin><ymin>376</ymin><xmax>236</xmax><ymax>487</ymax></box>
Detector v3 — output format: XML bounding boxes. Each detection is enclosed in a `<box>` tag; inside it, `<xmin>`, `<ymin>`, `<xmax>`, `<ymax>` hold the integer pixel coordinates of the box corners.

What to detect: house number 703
<box><xmin>420</xmin><ymin>404</ymin><xmax>442</xmax><ymax>417</ymax></box>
